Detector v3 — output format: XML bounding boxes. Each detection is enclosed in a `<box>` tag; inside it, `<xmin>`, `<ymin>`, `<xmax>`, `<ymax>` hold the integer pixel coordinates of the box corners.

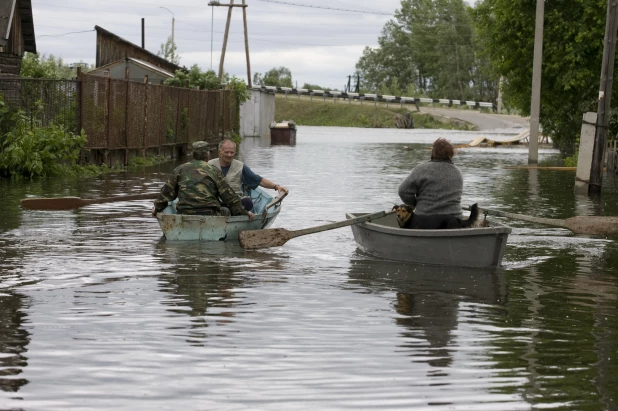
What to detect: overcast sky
<box><xmin>32</xmin><ymin>0</ymin><xmax>474</xmax><ymax>90</ymax></box>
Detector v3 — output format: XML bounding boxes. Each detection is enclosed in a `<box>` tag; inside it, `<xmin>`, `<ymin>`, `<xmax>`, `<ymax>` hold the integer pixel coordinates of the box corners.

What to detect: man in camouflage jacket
<box><xmin>152</xmin><ymin>142</ymin><xmax>254</xmax><ymax>218</ymax></box>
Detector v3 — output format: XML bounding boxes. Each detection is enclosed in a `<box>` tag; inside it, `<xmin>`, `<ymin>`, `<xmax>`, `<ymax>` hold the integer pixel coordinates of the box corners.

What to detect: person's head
<box><xmin>192</xmin><ymin>141</ymin><xmax>211</xmax><ymax>161</ymax></box>
<box><xmin>431</xmin><ymin>138</ymin><xmax>455</xmax><ymax>161</ymax></box>
<box><xmin>218</xmin><ymin>139</ymin><xmax>237</xmax><ymax>166</ymax></box>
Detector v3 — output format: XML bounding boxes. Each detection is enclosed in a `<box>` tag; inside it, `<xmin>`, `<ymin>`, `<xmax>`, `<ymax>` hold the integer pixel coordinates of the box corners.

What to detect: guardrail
<box><xmin>252</xmin><ymin>85</ymin><xmax>496</xmax><ymax>111</ymax></box>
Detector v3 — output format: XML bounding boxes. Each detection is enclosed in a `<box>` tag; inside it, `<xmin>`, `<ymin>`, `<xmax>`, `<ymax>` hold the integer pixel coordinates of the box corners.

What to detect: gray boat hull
<box><xmin>347</xmin><ymin>213</ymin><xmax>511</xmax><ymax>268</ymax></box>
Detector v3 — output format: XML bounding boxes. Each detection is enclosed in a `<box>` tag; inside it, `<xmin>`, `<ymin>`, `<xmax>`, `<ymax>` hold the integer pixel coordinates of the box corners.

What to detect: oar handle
<box><xmin>464</xmin><ymin>206</ymin><xmax>569</xmax><ymax>228</ymax></box>
<box><xmin>291</xmin><ymin>209</ymin><xmax>394</xmax><ymax>238</ymax></box>
<box><xmin>84</xmin><ymin>193</ymin><xmax>159</xmax><ymax>205</ymax></box>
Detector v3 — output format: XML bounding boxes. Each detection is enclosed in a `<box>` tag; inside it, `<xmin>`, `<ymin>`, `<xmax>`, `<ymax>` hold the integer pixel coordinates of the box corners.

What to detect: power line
<box><xmin>254</xmin><ymin>0</ymin><xmax>393</xmax><ymax>16</ymax></box>
<box><xmin>35</xmin><ymin>25</ymin><xmax>475</xmax><ymax>47</ymax></box>
<box><xmin>36</xmin><ymin>29</ymin><xmax>95</xmax><ymax>39</ymax></box>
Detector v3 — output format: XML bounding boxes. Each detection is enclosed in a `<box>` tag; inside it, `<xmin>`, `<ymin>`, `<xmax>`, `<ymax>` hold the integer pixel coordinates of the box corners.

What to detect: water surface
<box><xmin>1</xmin><ymin>126</ymin><xmax>618</xmax><ymax>410</ymax></box>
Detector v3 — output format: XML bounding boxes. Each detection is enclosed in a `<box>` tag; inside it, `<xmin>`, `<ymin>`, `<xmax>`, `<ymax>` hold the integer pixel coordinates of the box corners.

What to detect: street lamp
<box><xmin>159</xmin><ymin>6</ymin><xmax>175</xmax><ymax>57</ymax></box>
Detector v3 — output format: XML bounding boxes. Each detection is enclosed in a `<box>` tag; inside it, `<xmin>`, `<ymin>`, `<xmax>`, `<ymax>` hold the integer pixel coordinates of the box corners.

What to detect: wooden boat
<box><xmin>270</xmin><ymin>120</ymin><xmax>296</xmax><ymax>145</ymax></box>
<box><xmin>157</xmin><ymin>188</ymin><xmax>284</xmax><ymax>241</ymax></box>
<box><xmin>346</xmin><ymin>212</ymin><xmax>511</xmax><ymax>268</ymax></box>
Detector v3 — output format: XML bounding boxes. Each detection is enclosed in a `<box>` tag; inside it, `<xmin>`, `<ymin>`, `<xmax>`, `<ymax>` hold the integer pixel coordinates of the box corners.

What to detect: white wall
<box><xmin>240</xmin><ymin>90</ymin><xmax>275</xmax><ymax>138</ymax></box>
<box><xmin>89</xmin><ymin>61</ymin><xmax>168</xmax><ymax>84</ymax></box>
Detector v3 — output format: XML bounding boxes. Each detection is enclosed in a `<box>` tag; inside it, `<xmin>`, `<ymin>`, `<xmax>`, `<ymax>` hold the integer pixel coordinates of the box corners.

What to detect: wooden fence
<box><xmin>0</xmin><ymin>75</ymin><xmax>238</xmax><ymax>166</ymax></box>
<box><xmin>607</xmin><ymin>140</ymin><xmax>618</xmax><ymax>174</ymax></box>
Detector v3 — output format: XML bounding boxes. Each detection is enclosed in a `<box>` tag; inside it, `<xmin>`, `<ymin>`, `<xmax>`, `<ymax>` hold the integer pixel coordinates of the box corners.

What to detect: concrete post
<box><xmin>528</xmin><ymin>0</ymin><xmax>545</xmax><ymax>164</ymax></box>
<box><xmin>575</xmin><ymin>112</ymin><xmax>598</xmax><ymax>193</ymax></box>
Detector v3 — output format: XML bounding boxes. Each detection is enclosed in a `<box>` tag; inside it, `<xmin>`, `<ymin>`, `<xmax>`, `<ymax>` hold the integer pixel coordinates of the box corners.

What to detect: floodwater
<box><xmin>1</xmin><ymin>126</ymin><xmax>618</xmax><ymax>410</ymax></box>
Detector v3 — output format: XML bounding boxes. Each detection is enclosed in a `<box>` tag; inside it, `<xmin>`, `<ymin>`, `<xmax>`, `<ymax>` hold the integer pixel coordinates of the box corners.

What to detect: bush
<box><xmin>564</xmin><ymin>152</ymin><xmax>578</xmax><ymax>167</ymax></box>
<box><xmin>0</xmin><ymin>95</ymin><xmax>87</xmax><ymax>178</ymax></box>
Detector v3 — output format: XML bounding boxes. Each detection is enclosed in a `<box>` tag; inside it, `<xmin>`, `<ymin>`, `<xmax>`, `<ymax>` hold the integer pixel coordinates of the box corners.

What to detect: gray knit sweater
<box><xmin>398</xmin><ymin>160</ymin><xmax>463</xmax><ymax>216</ymax></box>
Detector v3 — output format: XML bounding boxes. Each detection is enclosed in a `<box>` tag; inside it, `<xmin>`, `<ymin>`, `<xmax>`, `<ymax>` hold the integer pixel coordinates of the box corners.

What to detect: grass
<box><xmin>274</xmin><ymin>95</ymin><xmax>476</xmax><ymax>130</ymax></box>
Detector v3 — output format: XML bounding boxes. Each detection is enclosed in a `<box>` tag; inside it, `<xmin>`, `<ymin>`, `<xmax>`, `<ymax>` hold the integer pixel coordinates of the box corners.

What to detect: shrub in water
<box><xmin>0</xmin><ymin>96</ymin><xmax>87</xmax><ymax>178</ymax></box>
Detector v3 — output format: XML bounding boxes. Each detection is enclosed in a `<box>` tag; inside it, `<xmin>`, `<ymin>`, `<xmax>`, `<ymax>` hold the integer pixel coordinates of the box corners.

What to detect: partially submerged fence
<box><xmin>0</xmin><ymin>75</ymin><xmax>238</xmax><ymax>166</ymax></box>
<box><xmin>607</xmin><ymin>140</ymin><xmax>618</xmax><ymax>174</ymax></box>
<box><xmin>0</xmin><ymin>78</ymin><xmax>80</xmax><ymax>132</ymax></box>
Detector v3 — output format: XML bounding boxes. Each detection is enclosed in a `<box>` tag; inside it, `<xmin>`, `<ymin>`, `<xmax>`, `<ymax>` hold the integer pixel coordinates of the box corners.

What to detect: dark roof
<box><xmin>94</xmin><ymin>25</ymin><xmax>181</xmax><ymax>73</ymax></box>
<box><xmin>19</xmin><ymin>0</ymin><xmax>36</xmax><ymax>52</ymax></box>
<box><xmin>0</xmin><ymin>0</ymin><xmax>36</xmax><ymax>52</ymax></box>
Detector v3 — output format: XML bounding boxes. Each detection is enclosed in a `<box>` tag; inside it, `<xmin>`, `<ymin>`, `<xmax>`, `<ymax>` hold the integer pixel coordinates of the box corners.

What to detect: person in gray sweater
<box><xmin>398</xmin><ymin>138</ymin><xmax>463</xmax><ymax>217</ymax></box>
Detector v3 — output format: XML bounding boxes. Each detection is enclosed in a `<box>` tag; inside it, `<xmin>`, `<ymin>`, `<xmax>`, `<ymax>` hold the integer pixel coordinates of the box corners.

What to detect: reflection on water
<box><xmin>347</xmin><ymin>256</ymin><xmax>507</xmax><ymax>370</ymax></box>
<box><xmin>1</xmin><ymin>126</ymin><xmax>618</xmax><ymax>409</ymax></box>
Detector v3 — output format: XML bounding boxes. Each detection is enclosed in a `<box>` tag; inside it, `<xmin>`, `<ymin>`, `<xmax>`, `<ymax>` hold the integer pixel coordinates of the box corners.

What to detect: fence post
<box><xmin>175</xmin><ymin>89</ymin><xmax>182</xmax><ymax>160</ymax></box>
<box><xmin>142</xmin><ymin>82</ymin><xmax>148</xmax><ymax>158</ymax></box>
<box><xmin>221</xmin><ymin>90</ymin><xmax>225</xmax><ymax>138</ymax></box>
<box><xmin>124</xmin><ymin>69</ymin><xmax>129</xmax><ymax>166</ymax></box>
<box><xmin>77</xmin><ymin>69</ymin><xmax>84</xmax><ymax>164</ymax></box>
<box><xmin>105</xmin><ymin>76</ymin><xmax>111</xmax><ymax>167</ymax></box>
<box><xmin>159</xmin><ymin>86</ymin><xmax>164</xmax><ymax>158</ymax></box>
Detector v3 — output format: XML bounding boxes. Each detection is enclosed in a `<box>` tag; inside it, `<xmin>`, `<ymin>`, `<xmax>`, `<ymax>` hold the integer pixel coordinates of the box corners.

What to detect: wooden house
<box><xmin>88</xmin><ymin>56</ymin><xmax>174</xmax><ymax>84</ymax></box>
<box><xmin>0</xmin><ymin>0</ymin><xmax>36</xmax><ymax>76</ymax></box>
<box><xmin>94</xmin><ymin>25</ymin><xmax>180</xmax><ymax>75</ymax></box>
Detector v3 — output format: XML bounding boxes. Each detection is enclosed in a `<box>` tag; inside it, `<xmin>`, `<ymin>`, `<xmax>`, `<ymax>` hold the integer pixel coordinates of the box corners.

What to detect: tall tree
<box><xmin>253</xmin><ymin>67</ymin><xmax>293</xmax><ymax>88</ymax></box>
<box><xmin>164</xmin><ymin>65</ymin><xmax>219</xmax><ymax>90</ymax></box>
<box><xmin>355</xmin><ymin>0</ymin><xmax>496</xmax><ymax>101</ymax></box>
<box><xmin>473</xmin><ymin>0</ymin><xmax>607</xmax><ymax>152</ymax></box>
<box><xmin>157</xmin><ymin>35</ymin><xmax>180</xmax><ymax>65</ymax></box>
<box><xmin>20</xmin><ymin>53</ymin><xmax>92</xmax><ymax>79</ymax></box>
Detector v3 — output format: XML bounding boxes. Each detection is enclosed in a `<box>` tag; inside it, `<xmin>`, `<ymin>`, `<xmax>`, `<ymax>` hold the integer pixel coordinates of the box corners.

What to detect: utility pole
<box><xmin>528</xmin><ymin>0</ymin><xmax>544</xmax><ymax>164</ymax></box>
<box><xmin>141</xmin><ymin>18</ymin><xmax>145</xmax><ymax>49</ymax></box>
<box><xmin>209</xmin><ymin>1</ymin><xmax>250</xmax><ymax>84</ymax></box>
<box><xmin>241</xmin><ymin>0</ymin><xmax>252</xmax><ymax>88</ymax></box>
<box><xmin>590</xmin><ymin>0</ymin><xmax>618</xmax><ymax>195</ymax></box>
<box><xmin>210</xmin><ymin>3</ymin><xmax>215</xmax><ymax>69</ymax></box>
<box><xmin>160</xmin><ymin>7</ymin><xmax>175</xmax><ymax>62</ymax></box>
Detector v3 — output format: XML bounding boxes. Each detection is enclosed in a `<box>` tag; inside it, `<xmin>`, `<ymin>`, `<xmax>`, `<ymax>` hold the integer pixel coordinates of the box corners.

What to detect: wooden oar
<box><xmin>240</xmin><ymin>209</ymin><xmax>395</xmax><ymax>249</ymax></box>
<box><xmin>20</xmin><ymin>193</ymin><xmax>159</xmax><ymax>211</ymax></box>
<box><xmin>467</xmin><ymin>206</ymin><xmax>618</xmax><ymax>235</ymax></box>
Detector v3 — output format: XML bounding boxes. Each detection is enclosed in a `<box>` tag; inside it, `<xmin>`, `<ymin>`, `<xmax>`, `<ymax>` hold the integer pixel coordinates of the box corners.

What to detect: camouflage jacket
<box><xmin>153</xmin><ymin>160</ymin><xmax>248</xmax><ymax>216</ymax></box>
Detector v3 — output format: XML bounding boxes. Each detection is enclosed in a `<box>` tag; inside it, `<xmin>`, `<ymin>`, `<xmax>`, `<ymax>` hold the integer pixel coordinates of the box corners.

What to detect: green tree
<box><xmin>164</xmin><ymin>64</ymin><xmax>220</xmax><ymax>89</ymax></box>
<box><xmin>253</xmin><ymin>66</ymin><xmax>293</xmax><ymax>88</ymax></box>
<box><xmin>157</xmin><ymin>35</ymin><xmax>180</xmax><ymax>65</ymax></box>
<box><xmin>473</xmin><ymin>0</ymin><xmax>607</xmax><ymax>153</ymax></box>
<box><xmin>20</xmin><ymin>53</ymin><xmax>91</xmax><ymax>79</ymax></box>
<box><xmin>355</xmin><ymin>0</ymin><xmax>496</xmax><ymax>101</ymax></box>
<box><xmin>302</xmin><ymin>83</ymin><xmax>332</xmax><ymax>91</ymax></box>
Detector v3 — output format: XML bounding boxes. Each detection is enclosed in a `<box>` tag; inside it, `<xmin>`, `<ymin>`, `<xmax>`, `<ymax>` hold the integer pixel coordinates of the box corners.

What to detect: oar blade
<box><xmin>20</xmin><ymin>197</ymin><xmax>86</xmax><ymax>210</ymax></box>
<box><xmin>20</xmin><ymin>193</ymin><xmax>159</xmax><ymax>211</ymax></box>
<box><xmin>567</xmin><ymin>216</ymin><xmax>618</xmax><ymax>235</ymax></box>
<box><xmin>239</xmin><ymin>228</ymin><xmax>292</xmax><ymax>249</ymax></box>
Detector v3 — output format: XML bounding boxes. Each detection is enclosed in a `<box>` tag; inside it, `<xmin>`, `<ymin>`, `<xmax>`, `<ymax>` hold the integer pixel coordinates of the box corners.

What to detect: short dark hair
<box><xmin>431</xmin><ymin>138</ymin><xmax>454</xmax><ymax>161</ymax></box>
